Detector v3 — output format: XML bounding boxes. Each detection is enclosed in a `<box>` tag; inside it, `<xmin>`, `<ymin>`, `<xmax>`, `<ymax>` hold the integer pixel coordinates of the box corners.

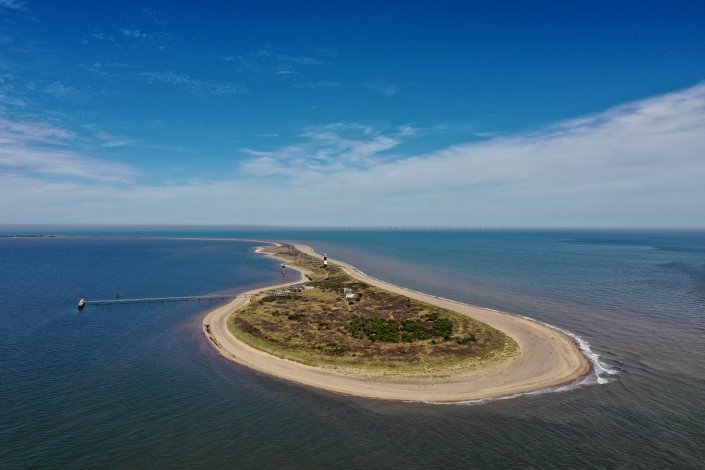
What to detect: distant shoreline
<box><xmin>203</xmin><ymin>242</ymin><xmax>591</xmax><ymax>402</ymax></box>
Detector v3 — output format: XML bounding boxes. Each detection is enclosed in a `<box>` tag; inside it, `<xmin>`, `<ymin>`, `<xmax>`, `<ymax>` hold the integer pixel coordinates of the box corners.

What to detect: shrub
<box><xmin>456</xmin><ymin>335</ymin><xmax>477</xmax><ymax>345</ymax></box>
<box><xmin>344</xmin><ymin>315</ymin><xmax>454</xmax><ymax>343</ymax></box>
<box><xmin>327</xmin><ymin>344</ymin><xmax>348</xmax><ymax>356</ymax></box>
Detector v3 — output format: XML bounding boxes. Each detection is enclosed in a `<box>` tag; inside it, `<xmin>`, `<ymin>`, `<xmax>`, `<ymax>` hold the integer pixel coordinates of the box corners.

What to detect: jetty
<box><xmin>77</xmin><ymin>294</ymin><xmax>241</xmax><ymax>310</ymax></box>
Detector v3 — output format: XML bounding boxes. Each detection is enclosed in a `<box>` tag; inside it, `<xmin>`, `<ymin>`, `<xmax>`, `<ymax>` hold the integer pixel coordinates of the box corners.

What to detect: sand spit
<box><xmin>203</xmin><ymin>243</ymin><xmax>590</xmax><ymax>402</ymax></box>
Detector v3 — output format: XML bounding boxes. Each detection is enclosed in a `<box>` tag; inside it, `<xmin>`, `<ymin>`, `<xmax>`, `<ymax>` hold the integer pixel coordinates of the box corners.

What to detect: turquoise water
<box><xmin>1</xmin><ymin>230</ymin><xmax>704</xmax><ymax>467</ymax></box>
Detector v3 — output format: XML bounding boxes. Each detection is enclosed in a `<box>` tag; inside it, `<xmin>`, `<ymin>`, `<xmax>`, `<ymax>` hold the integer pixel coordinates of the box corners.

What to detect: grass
<box><xmin>228</xmin><ymin>244</ymin><xmax>518</xmax><ymax>379</ymax></box>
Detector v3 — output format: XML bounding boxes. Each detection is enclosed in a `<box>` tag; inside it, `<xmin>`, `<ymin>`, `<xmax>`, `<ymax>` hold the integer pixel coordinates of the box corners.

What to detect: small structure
<box><xmin>342</xmin><ymin>287</ymin><xmax>355</xmax><ymax>299</ymax></box>
<box><xmin>274</xmin><ymin>289</ymin><xmax>290</xmax><ymax>297</ymax></box>
<box><xmin>303</xmin><ymin>285</ymin><xmax>315</xmax><ymax>290</ymax></box>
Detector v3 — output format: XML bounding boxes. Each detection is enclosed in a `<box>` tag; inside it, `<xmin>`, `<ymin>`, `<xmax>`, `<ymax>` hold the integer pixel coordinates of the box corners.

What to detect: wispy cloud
<box><xmin>3</xmin><ymin>84</ymin><xmax>705</xmax><ymax>226</ymax></box>
<box><xmin>0</xmin><ymin>0</ymin><xmax>25</xmax><ymax>11</ymax></box>
<box><xmin>83</xmin><ymin>62</ymin><xmax>133</xmax><ymax>80</ymax></box>
<box><xmin>82</xmin><ymin>15</ymin><xmax>172</xmax><ymax>50</ymax></box>
<box><xmin>0</xmin><ymin>115</ymin><xmax>134</xmax><ymax>182</ymax></box>
<box><xmin>93</xmin><ymin>130</ymin><xmax>135</xmax><ymax>148</ymax></box>
<box><xmin>294</xmin><ymin>80</ymin><xmax>340</xmax><ymax>89</ymax></box>
<box><xmin>0</xmin><ymin>73</ymin><xmax>27</xmax><ymax>110</ymax></box>
<box><xmin>225</xmin><ymin>44</ymin><xmax>324</xmax><ymax>77</ymax></box>
<box><xmin>23</xmin><ymin>80</ymin><xmax>83</xmax><ymax>99</ymax></box>
<box><xmin>239</xmin><ymin>122</ymin><xmax>413</xmax><ymax>175</ymax></box>
<box><xmin>119</xmin><ymin>27</ymin><xmax>147</xmax><ymax>39</ymax></box>
<box><xmin>139</xmin><ymin>71</ymin><xmax>246</xmax><ymax>96</ymax></box>
<box><xmin>42</xmin><ymin>82</ymin><xmax>81</xmax><ymax>99</ymax></box>
<box><xmin>220</xmin><ymin>84</ymin><xmax>705</xmax><ymax>225</ymax></box>
<box><xmin>0</xmin><ymin>116</ymin><xmax>74</xmax><ymax>142</ymax></box>
<box><xmin>365</xmin><ymin>81</ymin><xmax>398</xmax><ymax>97</ymax></box>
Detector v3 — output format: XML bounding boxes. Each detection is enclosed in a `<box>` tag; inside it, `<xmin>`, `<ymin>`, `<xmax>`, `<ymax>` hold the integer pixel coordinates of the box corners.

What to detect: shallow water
<box><xmin>1</xmin><ymin>230</ymin><xmax>704</xmax><ymax>468</ymax></box>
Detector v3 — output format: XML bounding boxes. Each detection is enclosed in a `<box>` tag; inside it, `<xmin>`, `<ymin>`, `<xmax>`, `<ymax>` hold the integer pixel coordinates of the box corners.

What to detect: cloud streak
<box><xmin>239</xmin><ymin>123</ymin><xmax>412</xmax><ymax>175</ymax></box>
<box><xmin>225</xmin><ymin>44</ymin><xmax>324</xmax><ymax>78</ymax></box>
<box><xmin>2</xmin><ymin>84</ymin><xmax>705</xmax><ymax>226</ymax></box>
<box><xmin>365</xmin><ymin>81</ymin><xmax>398</xmax><ymax>97</ymax></box>
<box><xmin>0</xmin><ymin>0</ymin><xmax>25</xmax><ymax>11</ymax></box>
<box><xmin>139</xmin><ymin>71</ymin><xmax>246</xmax><ymax>96</ymax></box>
<box><xmin>0</xmin><ymin>115</ymin><xmax>134</xmax><ymax>182</ymax></box>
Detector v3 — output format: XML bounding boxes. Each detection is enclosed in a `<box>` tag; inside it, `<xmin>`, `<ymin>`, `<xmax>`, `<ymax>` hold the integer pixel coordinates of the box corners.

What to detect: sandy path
<box><xmin>202</xmin><ymin>244</ymin><xmax>590</xmax><ymax>402</ymax></box>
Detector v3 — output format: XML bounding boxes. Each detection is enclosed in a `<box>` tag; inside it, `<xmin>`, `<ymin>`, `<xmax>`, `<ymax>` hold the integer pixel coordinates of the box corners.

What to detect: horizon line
<box><xmin>1</xmin><ymin>224</ymin><xmax>704</xmax><ymax>232</ymax></box>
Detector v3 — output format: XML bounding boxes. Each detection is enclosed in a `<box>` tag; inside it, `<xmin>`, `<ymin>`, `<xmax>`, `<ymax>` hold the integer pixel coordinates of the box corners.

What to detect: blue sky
<box><xmin>1</xmin><ymin>1</ymin><xmax>705</xmax><ymax>227</ymax></box>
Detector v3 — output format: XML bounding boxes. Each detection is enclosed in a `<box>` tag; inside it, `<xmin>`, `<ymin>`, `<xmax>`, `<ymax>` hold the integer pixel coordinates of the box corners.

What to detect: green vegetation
<box><xmin>345</xmin><ymin>315</ymin><xmax>453</xmax><ymax>342</ymax></box>
<box><xmin>228</xmin><ymin>244</ymin><xmax>518</xmax><ymax>378</ymax></box>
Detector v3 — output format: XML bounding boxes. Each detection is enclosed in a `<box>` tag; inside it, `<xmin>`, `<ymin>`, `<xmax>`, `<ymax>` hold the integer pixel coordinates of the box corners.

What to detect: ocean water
<box><xmin>1</xmin><ymin>230</ymin><xmax>704</xmax><ymax>468</ymax></box>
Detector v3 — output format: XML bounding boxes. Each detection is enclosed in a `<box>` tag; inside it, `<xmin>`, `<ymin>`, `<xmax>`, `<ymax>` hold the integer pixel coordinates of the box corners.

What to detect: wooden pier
<box><xmin>77</xmin><ymin>294</ymin><xmax>240</xmax><ymax>310</ymax></box>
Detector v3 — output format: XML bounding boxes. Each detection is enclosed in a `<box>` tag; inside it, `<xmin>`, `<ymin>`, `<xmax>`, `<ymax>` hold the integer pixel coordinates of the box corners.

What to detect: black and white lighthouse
<box><xmin>323</xmin><ymin>253</ymin><xmax>328</xmax><ymax>269</ymax></box>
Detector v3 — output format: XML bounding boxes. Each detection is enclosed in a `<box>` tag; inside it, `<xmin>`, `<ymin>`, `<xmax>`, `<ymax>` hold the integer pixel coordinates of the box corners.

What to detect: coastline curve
<box><xmin>203</xmin><ymin>243</ymin><xmax>591</xmax><ymax>402</ymax></box>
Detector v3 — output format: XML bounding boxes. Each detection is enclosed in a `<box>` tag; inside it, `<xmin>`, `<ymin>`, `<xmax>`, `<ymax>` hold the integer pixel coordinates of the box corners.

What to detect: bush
<box><xmin>456</xmin><ymin>335</ymin><xmax>477</xmax><ymax>345</ymax></box>
<box><xmin>327</xmin><ymin>344</ymin><xmax>348</xmax><ymax>356</ymax></box>
<box><xmin>344</xmin><ymin>315</ymin><xmax>454</xmax><ymax>343</ymax></box>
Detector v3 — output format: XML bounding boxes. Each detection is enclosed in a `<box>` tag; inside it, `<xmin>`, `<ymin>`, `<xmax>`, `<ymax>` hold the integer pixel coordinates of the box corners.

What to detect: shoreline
<box><xmin>203</xmin><ymin>243</ymin><xmax>591</xmax><ymax>402</ymax></box>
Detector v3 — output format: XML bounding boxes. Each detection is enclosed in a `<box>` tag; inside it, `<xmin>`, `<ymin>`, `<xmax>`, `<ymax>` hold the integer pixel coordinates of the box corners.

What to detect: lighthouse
<box><xmin>323</xmin><ymin>253</ymin><xmax>328</xmax><ymax>269</ymax></box>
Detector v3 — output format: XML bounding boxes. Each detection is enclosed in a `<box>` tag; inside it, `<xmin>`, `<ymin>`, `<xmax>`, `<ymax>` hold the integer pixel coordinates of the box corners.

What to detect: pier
<box><xmin>77</xmin><ymin>294</ymin><xmax>241</xmax><ymax>310</ymax></box>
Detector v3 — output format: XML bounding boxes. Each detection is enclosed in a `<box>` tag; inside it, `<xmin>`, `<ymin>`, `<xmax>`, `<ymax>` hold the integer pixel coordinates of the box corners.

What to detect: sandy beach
<box><xmin>203</xmin><ymin>243</ymin><xmax>591</xmax><ymax>402</ymax></box>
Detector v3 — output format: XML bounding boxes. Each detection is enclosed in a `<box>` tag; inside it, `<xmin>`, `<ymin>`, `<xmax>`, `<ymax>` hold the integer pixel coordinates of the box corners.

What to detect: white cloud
<box><xmin>140</xmin><ymin>71</ymin><xmax>246</xmax><ymax>96</ymax></box>
<box><xmin>84</xmin><ymin>20</ymin><xmax>172</xmax><ymax>50</ymax></box>
<box><xmin>0</xmin><ymin>0</ymin><xmax>25</xmax><ymax>11</ymax></box>
<box><xmin>365</xmin><ymin>81</ymin><xmax>398</xmax><ymax>97</ymax></box>
<box><xmin>2</xmin><ymin>84</ymin><xmax>705</xmax><ymax>227</ymax></box>
<box><xmin>0</xmin><ymin>115</ymin><xmax>134</xmax><ymax>182</ymax></box>
<box><xmin>0</xmin><ymin>116</ymin><xmax>74</xmax><ymax>142</ymax></box>
<box><xmin>42</xmin><ymin>82</ymin><xmax>81</xmax><ymax>99</ymax></box>
<box><xmin>294</xmin><ymin>81</ymin><xmax>340</xmax><ymax>89</ymax></box>
<box><xmin>120</xmin><ymin>28</ymin><xmax>147</xmax><ymax>39</ymax></box>
<box><xmin>239</xmin><ymin>123</ymin><xmax>411</xmax><ymax>174</ymax></box>
<box><xmin>93</xmin><ymin>130</ymin><xmax>134</xmax><ymax>148</ymax></box>
<box><xmin>24</xmin><ymin>81</ymin><xmax>82</xmax><ymax>99</ymax></box>
<box><xmin>226</xmin><ymin>44</ymin><xmax>324</xmax><ymax>78</ymax></box>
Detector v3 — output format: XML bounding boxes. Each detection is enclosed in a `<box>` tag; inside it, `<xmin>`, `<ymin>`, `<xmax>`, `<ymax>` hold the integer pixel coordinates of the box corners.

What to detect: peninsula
<box><xmin>203</xmin><ymin>243</ymin><xmax>590</xmax><ymax>402</ymax></box>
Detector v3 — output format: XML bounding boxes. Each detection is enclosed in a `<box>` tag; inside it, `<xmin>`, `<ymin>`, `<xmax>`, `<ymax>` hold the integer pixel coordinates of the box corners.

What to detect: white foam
<box><xmin>424</xmin><ymin>369</ymin><xmax>613</xmax><ymax>407</ymax></box>
<box><xmin>518</xmin><ymin>315</ymin><xmax>619</xmax><ymax>378</ymax></box>
<box><xmin>418</xmin><ymin>316</ymin><xmax>618</xmax><ymax>406</ymax></box>
<box><xmin>336</xmin><ymin>256</ymin><xmax>619</xmax><ymax>405</ymax></box>
<box><xmin>423</xmin><ymin>381</ymin><xmax>580</xmax><ymax>407</ymax></box>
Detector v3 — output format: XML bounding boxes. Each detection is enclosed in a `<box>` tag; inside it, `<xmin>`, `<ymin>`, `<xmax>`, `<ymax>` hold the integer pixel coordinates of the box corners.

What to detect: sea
<box><xmin>1</xmin><ymin>228</ymin><xmax>703</xmax><ymax>468</ymax></box>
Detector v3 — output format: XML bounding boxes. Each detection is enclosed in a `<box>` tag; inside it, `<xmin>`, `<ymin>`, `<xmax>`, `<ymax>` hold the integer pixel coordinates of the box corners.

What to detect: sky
<box><xmin>1</xmin><ymin>1</ymin><xmax>705</xmax><ymax>228</ymax></box>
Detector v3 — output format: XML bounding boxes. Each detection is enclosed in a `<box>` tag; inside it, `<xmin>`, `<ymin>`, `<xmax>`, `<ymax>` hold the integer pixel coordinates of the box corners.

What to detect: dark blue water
<box><xmin>1</xmin><ymin>230</ymin><xmax>704</xmax><ymax>468</ymax></box>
